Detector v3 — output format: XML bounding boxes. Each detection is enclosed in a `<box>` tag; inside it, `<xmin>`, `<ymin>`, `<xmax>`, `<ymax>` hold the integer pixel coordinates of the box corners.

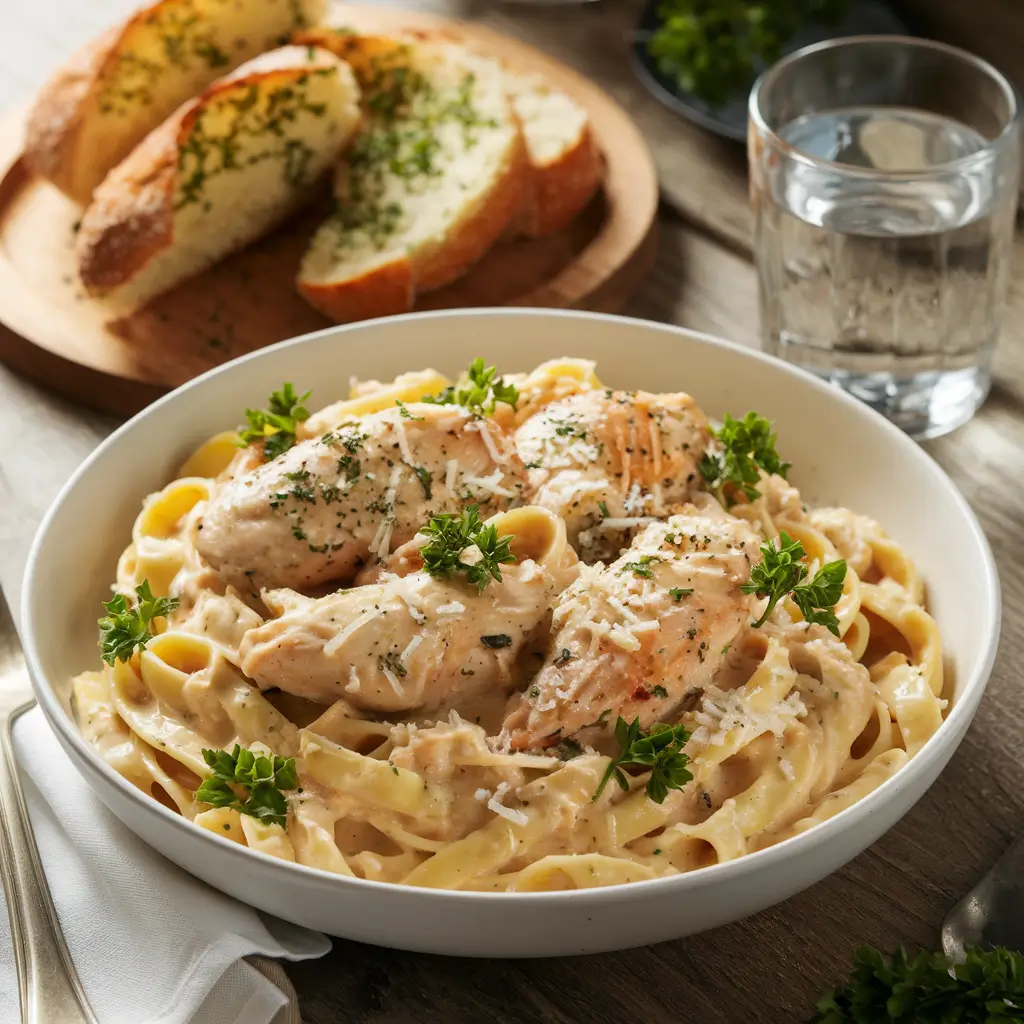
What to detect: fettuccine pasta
<box><xmin>72</xmin><ymin>357</ymin><xmax>945</xmax><ymax>891</ymax></box>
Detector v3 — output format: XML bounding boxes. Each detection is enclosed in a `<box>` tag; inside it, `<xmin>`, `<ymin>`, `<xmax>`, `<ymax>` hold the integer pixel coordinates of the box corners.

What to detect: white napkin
<box><xmin>0</xmin><ymin>708</ymin><xmax>332</xmax><ymax>1024</ymax></box>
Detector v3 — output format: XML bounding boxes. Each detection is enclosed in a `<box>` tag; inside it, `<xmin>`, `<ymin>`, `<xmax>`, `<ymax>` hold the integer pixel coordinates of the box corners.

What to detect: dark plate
<box><xmin>631</xmin><ymin>0</ymin><xmax>924</xmax><ymax>143</ymax></box>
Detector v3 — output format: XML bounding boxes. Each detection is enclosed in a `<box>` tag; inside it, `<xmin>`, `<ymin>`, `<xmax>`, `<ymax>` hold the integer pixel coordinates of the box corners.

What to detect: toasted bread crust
<box><xmin>77</xmin><ymin>55</ymin><xmax>351</xmax><ymax>301</ymax></box>
<box><xmin>25</xmin><ymin>0</ymin><xmax>329</xmax><ymax>206</ymax></box>
<box><xmin>520</xmin><ymin>124</ymin><xmax>603</xmax><ymax>238</ymax></box>
<box><xmin>298</xmin><ymin>256</ymin><xmax>416</xmax><ymax>322</ymax></box>
<box><xmin>75</xmin><ymin>118</ymin><xmax>177</xmax><ymax>293</ymax></box>
<box><xmin>23</xmin><ymin>26</ymin><xmax>120</xmax><ymax>204</ymax></box>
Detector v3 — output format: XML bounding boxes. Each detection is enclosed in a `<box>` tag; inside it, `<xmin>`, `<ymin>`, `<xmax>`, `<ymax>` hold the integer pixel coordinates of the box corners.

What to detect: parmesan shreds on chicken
<box><xmin>502</xmin><ymin>496</ymin><xmax>760</xmax><ymax>749</ymax></box>
<box><xmin>195</xmin><ymin>403</ymin><xmax>527</xmax><ymax>592</ymax></box>
<box><xmin>515</xmin><ymin>388</ymin><xmax>712</xmax><ymax>562</ymax></box>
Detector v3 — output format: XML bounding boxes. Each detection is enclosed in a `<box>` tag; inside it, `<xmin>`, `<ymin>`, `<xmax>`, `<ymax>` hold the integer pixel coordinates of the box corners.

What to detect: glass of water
<box><xmin>748</xmin><ymin>36</ymin><xmax>1021</xmax><ymax>439</ymax></box>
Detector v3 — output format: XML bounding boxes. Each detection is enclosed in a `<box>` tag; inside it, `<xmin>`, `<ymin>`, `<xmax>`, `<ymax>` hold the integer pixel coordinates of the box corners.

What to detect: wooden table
<box><xmin>2</xmin><ymin>2</ymin><xmax>1023</xmax><ymax>1022</ymax></box>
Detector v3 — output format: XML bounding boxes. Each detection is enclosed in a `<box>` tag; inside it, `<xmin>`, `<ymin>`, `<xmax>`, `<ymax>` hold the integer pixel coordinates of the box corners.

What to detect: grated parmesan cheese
<box><xmin>518</xmin><ymin>560</ymin><xmax>542</xmax><ymax>583</ymax></box>
<box><xmin>689</xmin><ymin>687</ymin><xmax>807</xmax><ymax>748</ymax></box>
<box><xmin>460</xmin><ymin>544</ymin><xmax>484</xmax><ymax>567</ymax></box>
<box><xmin>607</xmin><ymin>595</ymin><xmax>641</xmax><ymax>624</ymax></box>
<box><xmin>445</xmin><ymin>458</ymin><xmax>459</xmax><ymax>493</ymax></box>
<box><xmin>468</xmin><ymin>419</ymin><xmax>509</xmax><ymax>465</ymax></box>
<box><xmin>462</xmin><ymin>470</ymin><xmax>517</xmax><ymax>498</ymax></box>
<box><xmin>779</xmin><ymin>758</ymin><xmax>795</xmax><ymax>781</ymax></box>
<box><xmin>390</xmin><ymin>575</ymin><xmax>426</xmax><ymax>624</ymax></box>
<box><xmin>607</xmin><ymin>625</ymin><xmax>642</xmax><ymax>651</ymax></box>
<box><xmin>369</xmin><ymin>465</ymin><xmax>404</xmax><ymax>561</ymax></box>
<box><xmin>597</xmin><ymin>516</ymin><xmax>658</xmax><ymax>531</ymax></box>
<box><xmin>391</xmin><ymin>412</ymin><xmax>414</xmax><ymax>466</ymax></box>
<box><xmin>401</xmin><ymin>635</ymin><xmax>423</xmax><ymax>663</ymax></box>
<box><xmin>622</xmin><ymin>483</ymin><xmax>652</xmax><ymax>515</ymax></box>
<box><xmin>381</xmin><ymin>666</ymin><xmax>406</xmax><ymax>698</ymax></box>
<box><xmin>486</xmin><ymin>782</ymin><xmax>529</xmax><ymax>827</ymax></box>
<box><xmin>344</xmin><ymin>664</ymin><xmax>361</xmax><ymax>694</ymax></box>
<box><xmin>324</xmin><ymin>608</ymin><xmax>379</xmax><ymax>657</ymax></box>
<box><xmin>436</xmin><ymin>600</ymin><xmax>466</xmax><ymax>615</ymax></box>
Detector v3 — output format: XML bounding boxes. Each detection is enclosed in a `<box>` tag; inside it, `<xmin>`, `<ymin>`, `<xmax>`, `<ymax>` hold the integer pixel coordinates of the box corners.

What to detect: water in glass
<box><xmin>757</xmin><ymin>104</ymin><xmax>1012</xmax><ymax>437</ymax></box>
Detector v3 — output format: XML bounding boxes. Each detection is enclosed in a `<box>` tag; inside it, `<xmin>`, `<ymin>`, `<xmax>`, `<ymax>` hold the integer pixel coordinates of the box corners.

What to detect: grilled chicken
<box><xmin>502</xmin><ymin>497</ymin><xmax>760</xmax><ymax>750</ymax></box>
<box><xmin>239</xmin><ymin>507</ymin><xmax>579</xmax><ymax>711</ymax></box>
<box><xmin>514</xmin><ymin>389</ymin><xmax>711</xmax><ymax>561</ymax></box>
<box><xmin>195</xmin><ymin>403</ymin><xmax>526</xmax><ymax>593</ymax></box>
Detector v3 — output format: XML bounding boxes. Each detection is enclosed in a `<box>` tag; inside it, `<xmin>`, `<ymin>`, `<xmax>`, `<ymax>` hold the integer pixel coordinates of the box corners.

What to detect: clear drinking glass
<box><xmin>748</xmin><ymin>36</ymin><xmax>1021</xmax><ymax>439</ymax></box>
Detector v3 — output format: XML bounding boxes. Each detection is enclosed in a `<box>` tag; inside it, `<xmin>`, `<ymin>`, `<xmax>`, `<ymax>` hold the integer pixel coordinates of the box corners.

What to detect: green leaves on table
<box><xmin>649</xmin><ymin>0</ymin><xmax>849</xmax><ymax>106</ymax></box>
<box><xmin>810</xmin><ymin>945</ymin><xmax>1024</xmax><ymax>1022</ymax></box>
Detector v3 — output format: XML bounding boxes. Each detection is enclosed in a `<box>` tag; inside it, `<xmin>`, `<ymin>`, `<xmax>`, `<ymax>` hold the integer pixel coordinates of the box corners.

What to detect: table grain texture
<box><xmin>1</xmin><ymin>2</ymin><xmax>1023</xmax><ymax>1023</ymax></box>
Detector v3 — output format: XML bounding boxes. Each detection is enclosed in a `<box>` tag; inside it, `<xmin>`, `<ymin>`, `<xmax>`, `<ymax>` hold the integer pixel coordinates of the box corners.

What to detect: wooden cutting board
<box><xmin>0</xmin><ymin>4</ymin><xmax>658</xmax><ymax>416</ymax></box>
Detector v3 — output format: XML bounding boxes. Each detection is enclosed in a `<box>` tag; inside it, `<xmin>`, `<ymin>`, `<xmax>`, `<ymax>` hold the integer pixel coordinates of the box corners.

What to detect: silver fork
<box><xmin>0</xmin><ymin>586</ymin><xmax>97</xmax><ymax>1023</ymax></box>
<box><xmin>943</xmin><ymin>834</ymin><xmax>1024</xmax><ymax>959</ymax></box>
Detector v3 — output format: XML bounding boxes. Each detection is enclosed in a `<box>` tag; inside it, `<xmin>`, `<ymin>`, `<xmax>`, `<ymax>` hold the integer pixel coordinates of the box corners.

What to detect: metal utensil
<box><xmin>0</xmin><ymin>587</ymin><xmax>97</xmax><ymax>1023</ymax></box>
<box><xmin>943</xmin><ymin>835</ymin><xmax>1024</xmax><ymax>959</ymax></box>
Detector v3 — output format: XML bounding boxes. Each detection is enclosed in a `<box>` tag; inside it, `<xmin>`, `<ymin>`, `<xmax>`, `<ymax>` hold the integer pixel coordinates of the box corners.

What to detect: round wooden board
<box><xmin>0</xmin><ymin>5</ymin><xmax>658</xmax><ymax>417</ymax></box>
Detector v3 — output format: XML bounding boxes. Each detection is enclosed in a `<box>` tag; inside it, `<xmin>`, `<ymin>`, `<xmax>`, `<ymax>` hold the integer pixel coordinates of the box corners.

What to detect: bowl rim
<box><xmin>22</xmin><ymin>307</ymin><xmax>1002</xmax><ymax>904</ymax></box>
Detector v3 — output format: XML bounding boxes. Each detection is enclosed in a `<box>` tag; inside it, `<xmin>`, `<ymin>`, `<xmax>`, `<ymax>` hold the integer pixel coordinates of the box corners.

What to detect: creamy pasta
<box><xmin>72</xmin><ymin>358</ymin><xmax>945</xmax><ymax>891</ymax></box>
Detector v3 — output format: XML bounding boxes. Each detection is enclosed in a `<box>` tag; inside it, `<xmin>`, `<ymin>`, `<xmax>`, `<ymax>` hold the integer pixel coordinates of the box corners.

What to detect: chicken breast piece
<box><xmin>502</xmin><ymin>497</ymin><xmax>760</xmax><ymax>750</ymax></box>
<box><xmin>195</xmin><ymin>403</ymin><xmax>526</xmax><ymax>592</ymax></box>
<box><xmin>239</xmin><ymin>507</ymin><xmax>579</xmax><ymax>711</ymax></box>
<box><xmin>514</xmin><ymin>389</ymin><xmax>711</xmax><ymax>561</ymax></box>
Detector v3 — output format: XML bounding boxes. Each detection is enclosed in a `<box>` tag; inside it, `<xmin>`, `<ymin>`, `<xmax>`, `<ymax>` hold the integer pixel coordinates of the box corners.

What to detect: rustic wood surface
<box><xmin>1</xmin><ymin>2</ymin><xmax>1023</xmax><ymax>1023</ymax></box>
<box><xmin>0</xmin><ymin>5</ymin><xmax>658</xmax><ymax>416</ymax></box>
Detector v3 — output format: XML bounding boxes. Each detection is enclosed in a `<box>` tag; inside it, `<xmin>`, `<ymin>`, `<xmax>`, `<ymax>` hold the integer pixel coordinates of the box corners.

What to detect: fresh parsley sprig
<box><xmin>742</xmin><ymin>532</ymin><xmax>846</xmax><ymax>635</ymax></box>
<box><xmin>593</xmin><ymin>716</ymin><xmax>693</xmax><ymax>804</ymax></box>
<box><xmin>810</xmin><ymin>945</ymin><xmax>1024</xmax><ymax>1022</ymax></box>
<box><xmin>420</xmin><ymin>505</ymin><xmax>516</xmax><ymax>592</ymax></box>
<box><xmin>699</xmin><ymin>411</ymin><xmax>790</xmax><ymax>504</ymax></box>
<box><xmin>238</xmin><ymin>383</ymin><xmax>311</xmax><ymax>460</ymax></box>
<box><xmin>99</xmin><ymin>580</ymin><xmax>179</xmax><ymax>665</ymax></box>
<box><xmin>423</xmin><ymin>358</ymin><xmax>519</xmax><ymax>417</ymax></box>
<box><xmin>195</xmin><ymin>745</ymin><xmax>299</xmax><ymax>828</ymax></box>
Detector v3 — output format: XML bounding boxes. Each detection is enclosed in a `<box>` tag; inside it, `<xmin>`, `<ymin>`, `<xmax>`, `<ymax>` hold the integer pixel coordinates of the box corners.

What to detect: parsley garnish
<box><xmin>238</xmin><ymin>383</ymin><xmax>310</xmax><ymax>460</ymax></box>
<box><xmin>592</xmin><ymin>716</ymin><xmax>693</xmax><ymax>804</ymax></box>
<box><xmin>554</xmin><ymin>648</ymin><xmax>573</xmax><ymax>666</ymax></box>
<box><xmin>810</xmin><ymin>945</ymin><xmax>1024</xmax><ymax>1022</ymax></box>
<box><xmin>422</xmin><ymin>358</ymin><xmax>519</xmax><ymax>417</ymax></box>
<box><xmin>395</xmin><ymin>400</ymin><xmax>424</xmax><ymax>420</ymax></box>
<box><xmin>742</xmin><ymin>532</ymin><xmax>846</xmax><ymax>635</ymax></box>
<box><xmin>99</xmin><ymin>580</ymin><xmax>178</xmax><ymax>665</ymax></box>
<box><xmin>598</xmin><ymin>500</ymin><xmax>610</xmax><ymax>518</ymax></box>
<box><xmin>420</xmin><ymin>505</ymin><xmax>516</xmax><ymax>592</ymax></box>
<box><xmin>413</xmin><ymin>465</ymin><xmax>432</xmax><ymax>499</ymax></box>
<box><xmin>196</xmin><ymin>745</ymin><xmax>298</xmax><ymax>829</ymax></box>
<box><xmin>621</xmin><ymin>555</ymin><xmax>663</xmax><ymax>579</ymax></box>
<box><xmin>668</xmin><ymin>587</ymin><xmax>693</xmax><ymax>601</ymax></box>
<box><xmin>481</xmin><ymin>634</ymin><xmax>512</xmax><ymax>649</ymax></box>
<box><xmin>698</xmin><ymin>411</ymin><xmax>790</xmax><ymax>503</ymax></box>
<box><xmin>652</xmin><ymin>684</ymin><xmax>669</xmax><ymax>698</ymax></box>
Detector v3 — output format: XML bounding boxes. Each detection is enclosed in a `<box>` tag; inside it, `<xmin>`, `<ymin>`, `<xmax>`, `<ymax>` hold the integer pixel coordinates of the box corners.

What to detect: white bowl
<box><xmin>23</xmin><ymin>309</ymin><xmax>999</xmax><ymax>957</ymax></box>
